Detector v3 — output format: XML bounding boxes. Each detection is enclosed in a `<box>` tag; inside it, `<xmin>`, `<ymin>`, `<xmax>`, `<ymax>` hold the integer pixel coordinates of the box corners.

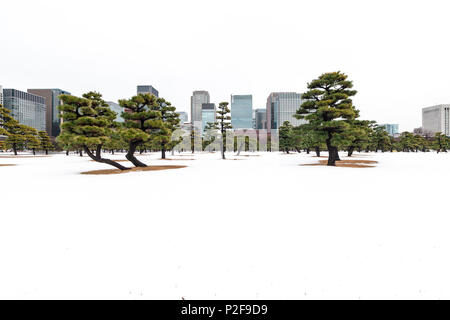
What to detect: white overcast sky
<box><xmin>1</xmin><ymin>0</ymin><xmax>450</xmax><ymax>131</ymax></box>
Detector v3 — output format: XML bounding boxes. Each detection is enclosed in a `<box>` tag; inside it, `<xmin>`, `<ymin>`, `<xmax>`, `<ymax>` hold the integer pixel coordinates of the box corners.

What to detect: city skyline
<box><xmin>2</xmin><ymin>0</ymin><xmax>450</xmax><ymax>132</ymax></box>
<box><xmin>3</xmin><ymin>82</ymin><xmax>450</xmax><ymax>137</ymax></box>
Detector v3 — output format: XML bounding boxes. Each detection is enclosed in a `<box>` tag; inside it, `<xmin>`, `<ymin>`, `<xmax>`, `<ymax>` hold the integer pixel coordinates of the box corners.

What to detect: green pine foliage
<box><xmin>23</xmin><ymin>126</ymin><xmax>40</xmax><ymax>155</ymax></box>
<box><xmin>370</xmin><ymin>125</ymin><xmax>391</xmax><ymax>152</ymax></box>
<box><xmin>342</xmin><ymin>120</ymin><xmax>374</xmax><ymax>156</ymax></box>
<box><xmin>293</xmin><ymin>124</ymin><xmax>325</xmax><ymax>156</ymax></box>
<box><xmin>214</xmin><ymin>102</ymin><xmax>232</xmax><ymax>159</ymax></box>
<box><xmin>152</xmin><ymin>98</ymin><xmax>180</xmax><ymax>159</ymax></box>
<box><xmin>432</xmin><ymin>133</ymin><xmax>449</xmax><ymax>153</ymax></box>
<box><xmin>279</xmin><ymin>121</ymin><xmax>294</xmax><ymax>153</ymax></box>
<box><xmin>38</xmin><ymin>131</ymin><xmax>55</xmax><ymax>155</ymax></box>
<box><xmin>118</xmin><ymin>93</ymin><xmax>162</xmax><ymax>167</ymax></box>
<box><xmin>58</xmin><ymin>92</ymin><xmax>129</xmax><ymax>170</ymax></box>
<box><xmin>296</xmin><ymin>71</ymin><xmax>358</xmax><ymax>166</ymax></box>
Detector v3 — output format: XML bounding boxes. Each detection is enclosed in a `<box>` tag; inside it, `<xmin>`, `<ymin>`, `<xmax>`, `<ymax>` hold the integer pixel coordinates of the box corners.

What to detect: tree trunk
<box><xmin>161</xmin><ymin>145</ymin><xmax>166</xmax><ymax>159</ymax></box>
<box><xmin>79</xmin><ymin>149</ymin><xmax>83</xmax><ymax>157</ymax></box>
<box><xmin>13</xmin><ymin>144</ymin><xmax>17</xmax><ymax>156</ymax></box>
<box><xmin>66</xmin><ymin>150</ymin><xmax>69</xmax><ymax>156</ymax></box>
<box><xmin>306</xmin><ymin>148</ymin><xmax>310</xmax><ymax>154</ymax></box>
<box><xmin>221</xmin><ymin>138</ymin><xmax>226</xmax><ymax>160</ymax></box>
<box><xmin>84</xmin><ymin>145</ymin><xmax>129</xmax><ymax>171</ymax></box>
<box><xmin>45</xmin><ymin>149</ymin><xmax>49</xmax><ymax>155</ymax></box>
<box><xmin>126</xmin><ymin>141</ymin><xmax>147</xmax><ymax>167</ymax></box>
<box><xmin>348</xmin><ymin>146</ymin><xmax>355</xmax><ymax>157</ymax></box>
<box><xmin>334</xmin><ymin>147</ymin><xmax>341</xmax><ymax>161</ymax></box>
<box><xmin>32</xmin><ymin>148</ymin><xmax>36</xmax><ymax>156</ymax></box>
<box><xmin>96</xmin><ymin>145</ymin><xmax>102</xmax><ymax>158</ymax></box>
<box><xmin>315</xmin><ymin>146</ymin><xmax>320</xmax><ymax>157</ymax></box>
<box><xmin>325</xmin><ymin>134</ymin><xmax>338</xmax><ymax>166</ymax></box>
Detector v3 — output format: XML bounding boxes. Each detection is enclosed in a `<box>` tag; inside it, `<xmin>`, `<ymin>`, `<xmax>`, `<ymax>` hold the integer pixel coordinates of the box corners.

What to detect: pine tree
<box><xmin>342</xmin><ymin>120</ymin><xmax>373</xmax><ymax>156</ymax></box>
<box><xmin>397</xmin><ymin>132</ymin><xmax>416</xmax><ymax>152</ymax></box>
<box><xmin>58</xmin><ymin>92</ymin><xmax>129</xmax><ymax>170</ymax></box>
<box><xmin>295</xmin><ymin>72</ymin><xmax>358</xmax><ymax>166</ymax></box>
<box><xmin>293</xmin><ymin>124</ymin><xmax>325</xmax><ymax>156</ymax></box>
<box><xmin>5</xmin><ymin>124</ymin><xmax>28</xmax><ymax>155</ymax></box>
<box><xmin>1</xmin><ymin>106</ymin><xmax>12</xmax><ymax>150</ymax></box>
<box><xmin>279</xmin><ymin>121</ymin><xmax>294</xmax><ymax>153</ymax></box>
<box><xmin>151</xmin><ymin>98</ymin><xmax>180</xmax><ymax>159</ymax></box>
<box><xmin>214</xmin><ymin>102</ymin><xmax>232</xmax><ymax>159</ymax></box>
<box><xmin>432</xmin><ymin>132</ymin><xmax>448</xmax><ymax>153</ymax></box>
<box><xmin>1</xmin><ymin>105</ymin><xmax>21</xmax><ymax>154</ymax></box>
<box><xmin>370</xmin><ymin>125</ymin><xmax>391</xmax><ymax>152</ymax></box>
<box><xmin>23</xmin><ymin>126</ymin><xmax>40</xmax><ymax>155</ymax></box>
<box><xmin>38</xmin><ymin>131</ymin><xmax>54</xmax><ymax>155</ymax></box>
<box><xmin>119</xmin><ymin>93</ymin><xmax>162</xmax><ymax>167</ymax></box>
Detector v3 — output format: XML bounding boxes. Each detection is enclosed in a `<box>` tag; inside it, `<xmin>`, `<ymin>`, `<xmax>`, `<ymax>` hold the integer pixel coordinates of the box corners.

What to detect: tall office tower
<box><xmin>255</xmin><ymin>108</ymin><xmax>267</xmax><ymax>129</ymax></box>
<box><xmin>106</xmin><ymin>101</ymin><xmax>125</xmax><ymax>123</ymax></box>
<box><xmin>379</xmin><ymin>124</ymin><xmax>399</xmax><ymax>136</ymax></box>
<box><xmin>3</xmin><ymin>89</ymin><xmax>46</xmax><ymax>132</ymax></box>
<box><xmin>422</xmin><ymin>104</ymin><xmax>450</xmax><ymax>136</ymax></box>
<box><xmin>231</xmin><ymin>94</ymin><xmax>253</xmax><ymax>129</ymax></box>
<box><xmin>201</xmin><ymin>103</ymin><xmax>216</xmax><ymax>132</ymax></box>
<box><xmin>266</xmin><ymin>92</ymin><xmax>304</xmax><ymax>130</ymax></box>
<box><xmin>178</xmin><ymin>111</ymin><xmax>188</xmax><ymax>123</ymax></box>
<box><xmin>191</xmin><ymin>91</ymin><xmax>210</xmax><ymax>125</ymax></box>
<box><xmin>27</xmin><ymin>89</ymin><xmax>71</xmax><ymax>137</ymax></box>
<box><xmin>0</xmin><ymin>85</ymin><xmax>3</xmax><ymax>105</ymax></box>
<box><xmin>137</xmin><ymin>85</ymin><xmax>159</xmax><ymax>97</ymax></box>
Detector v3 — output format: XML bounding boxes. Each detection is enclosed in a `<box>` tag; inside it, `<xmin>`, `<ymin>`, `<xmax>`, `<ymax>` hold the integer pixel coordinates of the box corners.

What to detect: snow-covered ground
<box><xmin>0</xmin><ymin>151</ymin><xmax>449</xmax><ymax>299</ymax></box>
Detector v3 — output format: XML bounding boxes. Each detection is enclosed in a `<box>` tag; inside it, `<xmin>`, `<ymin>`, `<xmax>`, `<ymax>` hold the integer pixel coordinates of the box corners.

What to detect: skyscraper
<box><xmin>178</xmin><ymin>111</ymin><xmax>188</xmax><ymax>123</ymax></box>
<box><xmin>255</xmin><ymin>109</ymin><xmax>267</xmax><ymax>129</ymax></box>
<box><xmin>137</xmin><ymin>85</ymin><xmax>159</xmax><ymax>97</ymax></box>
<box><xmin>27</xmin><ymin>89</ymin><xmax>71</xmax><ymax>137</ymax></box>
<box><xmin>0</xmin><ymin>85</ymin><xmax>3</xmax><ymax>106</ymax></box>
<box><xmin>379</xmin><ymin>124</ymin><xmax>399</xmax><ymax>136</ymax></box>
<box><xmin>266</xmin><ymin>92</ymin><xmax>304</xmax><ymax>129</ymax></box>
<box><xmin>231</xmin><ymin>94</ymin><xmax>253</xmax><ymax>129</ymax></box>
<box><xmin>201</xmin><ymin>103</ymin><xmax>216</xmax><ymax>132</ymax></box>
<box><xmin>422</xmin><ymin>104</ymin><xmax>450</xmax><ymax>136</ymax></box>
<box><xmin>106</xmin><ymin>101</ymin><xmax>125</xmax><ymax>123</ymax></box>
<box><xmin>3</xmin><ymin>89</ymin><xmax>46</xmax><ymax>132</ymax></box>
<box><xmin>191</xmin><ymin>91</ymin><xmax>210</xmax><ymax>125</ymax></box>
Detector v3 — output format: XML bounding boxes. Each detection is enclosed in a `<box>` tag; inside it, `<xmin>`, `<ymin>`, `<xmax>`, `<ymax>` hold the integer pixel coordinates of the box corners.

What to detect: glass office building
<box><xmin>201</xmin><ymin>103</ymin><xmax>216</xmax><ymax>132</ymax></box>
<box><xmin>3</xmin><ymin>89</ymin><xmax>46</xmax><ymax>132</ymax></box>
<box><xmin>106</xmin><ymin>101</ymin><xmax>125</xmax><ymax>123</ymax></box>
<box><xmin>231</xmin><ymin>95</ymin><xmax>253</xmax><ymax>129</ymax></box>
<box><xmin>137</xmin><ymin>85</ymin><xmax>159</xmax><ymax>97</ymax></box>
<box><xmin>191</xmin><ymin>91</ymin><xmax>210</xmax><ymax>124</ymax></box>
<box><xmin>178</xmin><ymin>111</ymin><xmax>188</xmax><ymax>123</ymax></box>
<box><xmin>266</xmin><ymin>92</ymin><xmax>304</xmax><ymax>129</ymax></box>
<box><xmin>255</xmin><ymin>109</ymin><xmax>267</xmax><ymax>129</ymax></box>
<box><xmin>28</xmin><ymin>88</ymin><xmax>71</xmax><ymax>137</ymax></box>
<box><xmin>379</xmin><ymin>124</ymin><xmax>399</xmax><ymax>136</ymax></box>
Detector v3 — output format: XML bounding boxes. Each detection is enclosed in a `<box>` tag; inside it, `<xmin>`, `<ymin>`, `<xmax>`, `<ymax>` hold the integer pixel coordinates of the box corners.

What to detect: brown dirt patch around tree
<box><xmin>81</xmin><ymin>165</ymin><xmax>187</xmax><ymax>175</ymax></box>
<box><xmin>0</xmin><ymin>164</ymin><xmax>16</xmax><ymax>167</ymax></box>
<box><xmin>159</xmin><ymin>158</ymin><xmax>195</xmax><ymax>161</ymax></box>
<box><xmin>301</xmin><ymin>159</ymin><xmax>378</xmax><ymax>168</ymax></box>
